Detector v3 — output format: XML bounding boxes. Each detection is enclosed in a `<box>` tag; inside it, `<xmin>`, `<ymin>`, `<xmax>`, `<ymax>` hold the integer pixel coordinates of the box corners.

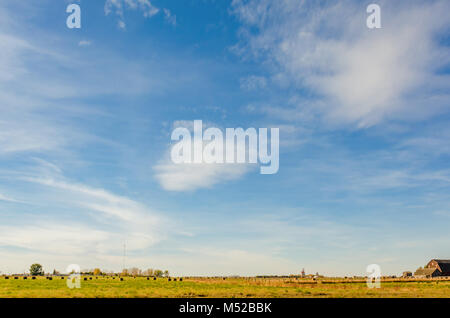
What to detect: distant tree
<box><xmin>93</xmin><ymin>268</ymin><xmax>102</xmax><ymax>276</ymax></box>
<box><xmin>154</xmin><ymin>269</ymin><xmax>163</xmax><ymax>278</ymax></box>
<box><xmin>121</xmin><ymin>269</ymin><xmax>129</xmax><ymax>276</ymax></box>
<box><xmin>163</xmin><ymin>270</ymin><xmax>170</xmax><ymax>278</ymax></box>
<box><xmin>129</xmin><ymin>267</ymin><xmax>141</xmax><ymax>276</ymax></box>
<box><xmin>30</xmin><ymin>263</ymin><xmax>44</xmax><ymax>276</ymax></box>
<box><xmin>52</xmin><ymin>269</ymin><xmax>60</xmax><ymax>275</ymax></box>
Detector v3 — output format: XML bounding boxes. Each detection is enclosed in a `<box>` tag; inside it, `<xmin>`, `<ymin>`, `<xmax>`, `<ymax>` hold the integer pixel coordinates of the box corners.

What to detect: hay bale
<box><xmin>180</xmin><ymin>278</ymin><xmax>183</xmax><ymax>281</ymax></box>
<box><xmin>4</xmin><ymin>277</ymin><xmax>9</xmax><ymax>280</ymax></box>
<box><xmin>61</xmin><ymin>277</ymin><xmax>65</xmax><ymax>280</ymax></box>
<box><xmin>147</xmin><ymin>277</ymin><xmax>149</xmax><ymax>280</ymax></box>
<box><xmin>153</xmin><ymin>277</ymin><xmax>156</xmax><ymax>280</ymax></box>
<box><xmin>32</xmin><ymin>277</ymin><xmax>36</xmax><ymax>280</ymax></box>
<box><xmin>14</xmin><ymin>277</ymin><xmax>18</xmax><ymax>280</ymax></box>
<box><xmin>120</xmin><ymin>278</ymin><xmax>124</xmax><ymax>281</ymax></box>
<box><xmin>89</xmin><ymin>277</ymin><xmax>92</xmax><ymax>280</ymax></box>
<box><xmin>173</xmin><ymin>278</ymin><xmax>177</xmax><ymax>281</ymax></box>
<box><xmin>168</xmin><ymin>278</ymin><xmax>171</xmax><ymax>281</ymax></box>
<box><xmin>23</xmin><ymin>277</ymin><xmax>27</xmax><ymax>280</ymax></box>
<box><xmin>84</xmin><ymin>277</ymin><xmax>87</xmax><ymax>281</ymax></box>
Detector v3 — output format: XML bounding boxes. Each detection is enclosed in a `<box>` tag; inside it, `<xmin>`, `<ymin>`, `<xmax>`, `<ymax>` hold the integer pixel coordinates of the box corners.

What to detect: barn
<box><xmin>425</xmin><ymin>259</ymin><xmax>450</xmax><ymax>277</ymax></box>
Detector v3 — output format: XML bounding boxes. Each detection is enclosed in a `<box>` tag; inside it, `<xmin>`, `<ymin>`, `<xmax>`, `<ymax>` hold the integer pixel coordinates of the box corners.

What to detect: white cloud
<box><xmin>105</xmin><ymin>0</ymin><xmax>159</xmax><ymax>17</ymax></box>
<box><xmin>154</xmin><ymin>121</ymin><xmax>256</xmax><ymax>191</ymax></box>
<box><xmin>104</xmin><ymin>0</ymin><xmax>160</xmax><ymax>29</ymax></box>
<box><xmin>232</xmin><ymin>0</ymin><xmax>450</xmax><ymax>127</ymax></box>
<box><xmin>154</xmin><ymin>161</ymin><xmax>252</xmax><ymax>192</ymax></box>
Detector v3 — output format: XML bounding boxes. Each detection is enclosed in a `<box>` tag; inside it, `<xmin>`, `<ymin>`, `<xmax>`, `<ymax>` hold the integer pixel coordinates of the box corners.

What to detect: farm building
<box><xmin>402</xmin><ymin>271</ymin><xmax>412</xmax><ymax>278</ymax></box>
<box><xmin>414</xmin><ymin>259</ymin><xmax>450</xmax><ymax>278</ymax></box>
<box><xmin>414</xmin><ymin>267</ymin><xmax>440</xmax><ymax>278</ymax></box>
<box><xmin>425</xmin><ymin>259</ymin><xmax>450</xmax><ymax>276</ymax></box>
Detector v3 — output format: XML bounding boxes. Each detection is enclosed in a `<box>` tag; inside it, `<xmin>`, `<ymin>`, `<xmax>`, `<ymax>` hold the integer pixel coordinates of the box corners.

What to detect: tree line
<box><xmin>26</xmin><ymin>264</ymin><xmax>170</xmax><ymax>277</ymax></box>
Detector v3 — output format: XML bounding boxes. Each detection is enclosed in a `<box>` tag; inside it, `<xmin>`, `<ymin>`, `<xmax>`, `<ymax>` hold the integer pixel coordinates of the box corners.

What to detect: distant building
<box><xmin>402</xmin><ymin>271</ymin><xmax>412</xmax><ymax>278</ymax></box>
<box><xmin>414</xmin><ymin>267</ymin><xmax>440</xmax><ymax>278</ymax></box>
<box><xmin>414</xmin><ymin>259</ymin><xmax>450</xmax><ymax>278</ymax></box>
<box><xmin>426</xmin><ymin>259</ymin><xmax>450</xmax><ymax>276</ymax></box>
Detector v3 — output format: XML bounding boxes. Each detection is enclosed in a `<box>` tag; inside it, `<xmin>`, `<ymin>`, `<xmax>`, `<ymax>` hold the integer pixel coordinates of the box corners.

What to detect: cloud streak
<box><xmin>232</xmin><ymin>0</ymin><xmax>450</xmax><ymax>127</ymax></box>
<box><xmin>0</xmin><ymin>167</ymin><xmax>167</xmax><ymax>273</ymax></box>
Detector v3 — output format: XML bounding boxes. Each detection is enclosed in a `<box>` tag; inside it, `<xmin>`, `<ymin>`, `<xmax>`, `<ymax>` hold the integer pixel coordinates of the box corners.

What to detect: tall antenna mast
<box><xmin>123</xmin><ymin>242</ymin><xmax>126</xmax><ymax>272</ymax></box>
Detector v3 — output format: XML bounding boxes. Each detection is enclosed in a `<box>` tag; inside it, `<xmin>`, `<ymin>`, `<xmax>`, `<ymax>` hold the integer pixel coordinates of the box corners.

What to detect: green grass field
<box><xmin>1</xmin><ymin>276</ymin><xmax>449</xmax><ymax>298</ymax></box>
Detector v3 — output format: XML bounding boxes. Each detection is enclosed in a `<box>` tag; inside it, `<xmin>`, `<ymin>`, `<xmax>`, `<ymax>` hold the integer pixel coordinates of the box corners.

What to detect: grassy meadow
<box><xmin>0</xmin><ymin>276</ymin><xmax>449</xmax><ymax>298</ymax></box>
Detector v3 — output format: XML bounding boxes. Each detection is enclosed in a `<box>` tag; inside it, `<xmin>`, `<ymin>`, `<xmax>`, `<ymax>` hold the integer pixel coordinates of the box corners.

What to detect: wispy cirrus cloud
<box><xmin>0</xmin><ymin>163</ymin><xmax>167</xmax><ymax>273</ymax></box>
<box><xmin>0</xmin><ymin>193</ymin><xmax>20</xmax><ymax>203</ymax></box>
<box><xmin>0</xmin><ymin>6</ymin><xmax>185</xmax><ymax>156</ymax></box>
<box><xmin>25</xmin><ymin>177</ymin><xmax>161</xmax><ymax>225</ymax></box>
<box><xmin>232</xmin><ymin>0</ymin><xmax>450</xmax><ymax>128</ymax></box>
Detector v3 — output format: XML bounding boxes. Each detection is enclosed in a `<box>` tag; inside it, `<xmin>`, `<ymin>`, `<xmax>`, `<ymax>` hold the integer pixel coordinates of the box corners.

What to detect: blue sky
<box><xmin>0</xmin><ymin>0</ymin><xmax>449</xmax><ymax>276</ymax></box>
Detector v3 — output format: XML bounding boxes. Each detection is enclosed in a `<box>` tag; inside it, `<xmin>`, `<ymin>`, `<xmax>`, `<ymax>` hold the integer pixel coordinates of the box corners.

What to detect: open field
<box><xmin>1</xmin><ymin>276</ymin><xmax>449</xmax><ymax>298</ymax></box>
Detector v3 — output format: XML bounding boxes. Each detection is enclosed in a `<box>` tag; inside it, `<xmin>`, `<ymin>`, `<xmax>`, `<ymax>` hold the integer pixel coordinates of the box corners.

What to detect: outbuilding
<box><xmin>414</xmin><ymin>267</ymin><xmax>440</xmax><ymax>278</ymax></box>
